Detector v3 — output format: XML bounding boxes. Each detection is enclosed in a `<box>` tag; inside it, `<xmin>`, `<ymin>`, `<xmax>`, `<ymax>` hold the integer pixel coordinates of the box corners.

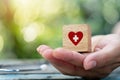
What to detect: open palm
<box><xmin>37</xmin><ymin>34</ymin><xmax>120</xmax><ymax>78</ymax></box>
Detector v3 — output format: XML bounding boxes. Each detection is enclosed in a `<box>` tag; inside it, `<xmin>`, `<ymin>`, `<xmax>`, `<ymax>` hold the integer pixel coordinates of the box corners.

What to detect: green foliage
<box><xmin>0</xmin><ymin>0</ymin><xmax>119</xmax><ymax>59</ymax></box>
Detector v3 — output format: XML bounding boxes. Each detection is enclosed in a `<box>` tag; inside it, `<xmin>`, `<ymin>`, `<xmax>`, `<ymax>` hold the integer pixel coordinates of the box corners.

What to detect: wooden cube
<box><xmin>63</xmin><ymin>24</ymin><xmax>91</xmax><ymax>52</ymax></box>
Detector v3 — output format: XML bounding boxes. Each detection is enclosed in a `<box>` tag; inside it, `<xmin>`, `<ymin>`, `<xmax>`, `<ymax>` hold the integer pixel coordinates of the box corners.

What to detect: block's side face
<box><xmin>76</xmin><ymin>24</ymin><xmax>90</xmax><ymax>52</ymax></box>
<box><xmin>86</xmin><ymin>24</ymin><xmax>92</xmax><ymax>52</ymax></box>
<box><xmin>63</xmin><ymin>24</ymin><xmax>91</xmax><ymax>52</ymax></box>
<box><xmin>79</xmin><ymin>24</ymin><xmax>91</xmax><ymax>52</ymax></box>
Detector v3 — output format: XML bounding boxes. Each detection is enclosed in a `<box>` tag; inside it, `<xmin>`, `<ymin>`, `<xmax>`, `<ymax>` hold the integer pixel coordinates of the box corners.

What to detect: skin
<box><xmin>37</xmin><ymin>34</ymin><xmax>120</xmax><ymax>78</ymax></box>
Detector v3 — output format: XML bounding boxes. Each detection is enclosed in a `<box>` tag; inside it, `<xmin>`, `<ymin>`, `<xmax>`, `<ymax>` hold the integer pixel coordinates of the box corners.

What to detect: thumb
<box><xmin>83</xmin><ymin>46</ymin><xmax>115</xmax><ymax>70</ymax></box>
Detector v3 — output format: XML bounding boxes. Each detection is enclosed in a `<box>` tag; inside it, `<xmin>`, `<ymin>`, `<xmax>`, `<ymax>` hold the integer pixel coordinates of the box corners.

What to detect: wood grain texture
<box><xmin>63</xmin><ymin>24</ymin><xmax>91</xmax><ymax>52</ymax></box>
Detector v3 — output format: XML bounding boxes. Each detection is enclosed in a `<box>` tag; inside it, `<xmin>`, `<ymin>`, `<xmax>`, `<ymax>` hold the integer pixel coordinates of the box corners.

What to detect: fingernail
<box><xmin>37</xmin><ymin>45</ymin><xmax>50</xmax><ymax>54</ymax></box>
<box><xmin>37</xmin><ymin>47</ymin><xmax>40</xmax><ymax>52</ymax></box>
<box><xmin>86</xmin><ymin>61</ymin><xmax>96</xmax><ymax>70</ymax></box>
<box><xmin>37</xmin><ymin>45</ymin><xmax>44</xmax><ymax>53</ymax></box>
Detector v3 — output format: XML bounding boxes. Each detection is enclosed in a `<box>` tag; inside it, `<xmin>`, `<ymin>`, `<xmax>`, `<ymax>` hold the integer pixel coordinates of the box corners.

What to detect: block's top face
<box><xmin>63</xmin><ymin>24</ymin><xmax>89</xmax><ymax>32</ymax></box>
<box><xmin>63</xmin><ymin>24</ymin><xmax>91</xmax><ymax>52</ymax></box>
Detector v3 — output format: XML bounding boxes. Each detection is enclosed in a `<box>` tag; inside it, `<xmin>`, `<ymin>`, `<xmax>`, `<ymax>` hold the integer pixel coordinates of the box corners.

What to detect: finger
<box><xmin>92</xmin><ymin>35</ymin><xmax>104</xmax><ymax>52</ymax></box>
<box><xmin>37</xmin><ymin>45</ymin><xmax>52</xmax><ymax>54</ymax></box>
<box><xmin>42</xmin><ymin>49</ymin><xmax>80</xmax><ymax>76</ymax></box>
<box><xmin>84</xmin><ymin>45</ymin><xmax>118</xmax><ymax>70</ymax></box>
<box><xmin>37</xmin><ymin>45</ymin><xmax>78</xmax><ymax>75</ymax></box>
<box><xmin>53</xmin><ymin>48</ymin><xmax>85</xmax><ymax>67</ymax></box>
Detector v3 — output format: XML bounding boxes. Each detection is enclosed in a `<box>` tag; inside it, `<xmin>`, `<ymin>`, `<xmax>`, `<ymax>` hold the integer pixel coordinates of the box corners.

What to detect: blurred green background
<box><xmin>0</xmin><ymin>0</ymin><xmax>119</xmax><ymax>59</ymax></box>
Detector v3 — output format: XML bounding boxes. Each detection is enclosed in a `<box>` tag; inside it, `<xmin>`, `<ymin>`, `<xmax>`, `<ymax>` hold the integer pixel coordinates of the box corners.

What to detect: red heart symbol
<box><xmin>68</xmin><ymin>31</ymin><xmax>83</xmax><ymax>46</ymax></box>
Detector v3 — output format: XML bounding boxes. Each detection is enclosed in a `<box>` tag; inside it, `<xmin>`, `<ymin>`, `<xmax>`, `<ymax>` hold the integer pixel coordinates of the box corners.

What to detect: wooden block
<box><xmin>63</xmin><ymin>24</ymin><xmax>91</xmax><ymax>52</ymax></box>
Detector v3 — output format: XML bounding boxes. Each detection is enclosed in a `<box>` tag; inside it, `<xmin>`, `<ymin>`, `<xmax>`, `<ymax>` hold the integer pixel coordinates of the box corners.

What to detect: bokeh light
<box><xmin>0</xmin><ymin>0</ymin><xmax>120</xmax><ymax>59</ymax></box>
<box><xmin>12</xmin><ymin>0</ymin><xmax>42</xmax><ymax>26</ymax></box>
<box><xmin>22</xmin><ymin>22</ymin><xmax>45</xmax><ymax>42</ymax></box>
<box><xmin>41</xmin><ymin>0</ymin><xmax>61</xmax><ymax>16</ymax></box>
<box><xmin>0</xmin><ymin>35</ymin><xmax>4</xmax><ymax>52</ymax></box>
<box><xmin>103</xmin><ymin>1</ymin><xmax>119</xmax><ymax>24</ymax></box>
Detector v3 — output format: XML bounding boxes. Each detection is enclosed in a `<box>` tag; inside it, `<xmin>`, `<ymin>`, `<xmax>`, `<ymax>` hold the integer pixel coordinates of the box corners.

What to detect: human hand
<box><xmin>83</xmin><ymin>34</ymin><xmax>120</xmax><ymax>78</ymax></box>
<box><xmin>37</xmin><ymin>34</ymin><xmax>120</xmax><ymax>78</ymax></box>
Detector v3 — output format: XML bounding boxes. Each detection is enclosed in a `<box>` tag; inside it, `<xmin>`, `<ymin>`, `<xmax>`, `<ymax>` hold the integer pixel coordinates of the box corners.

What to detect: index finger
<box><xmin>53</xmin><ymin>48</ymin><xmax>85</xmax><ymax>67</ymax></box>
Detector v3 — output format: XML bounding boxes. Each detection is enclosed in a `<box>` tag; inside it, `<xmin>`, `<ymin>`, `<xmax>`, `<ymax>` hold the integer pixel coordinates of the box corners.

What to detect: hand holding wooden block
<box><xmin>63</xmin><ymin>24</ymin><xmax>91</xmax><ymax>52</ymax></box>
